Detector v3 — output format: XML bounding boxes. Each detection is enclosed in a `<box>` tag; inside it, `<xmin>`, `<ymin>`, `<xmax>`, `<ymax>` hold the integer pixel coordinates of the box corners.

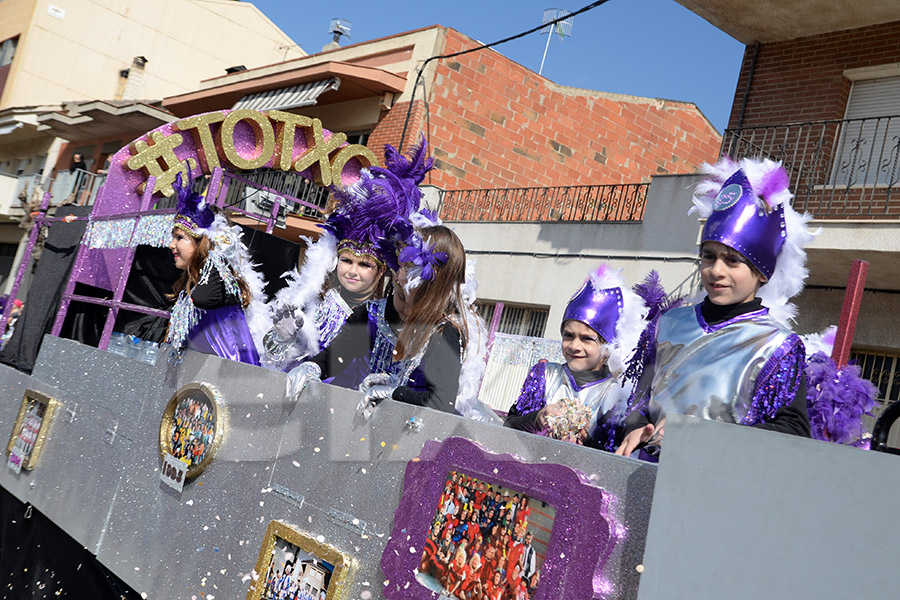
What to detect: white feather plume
<box><xmin>269</xmin><ymin>231</ymin><xmax>339</xmax><ymax>359</ymax></box>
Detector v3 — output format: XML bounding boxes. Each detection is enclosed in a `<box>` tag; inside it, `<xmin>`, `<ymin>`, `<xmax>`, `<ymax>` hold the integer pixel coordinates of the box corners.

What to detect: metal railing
<box><xmin>722</xmin><ymin>115</ymin><xmax>900</xmax><ymax>218</ymax></box>
<box><xmin>439</xmin><ymin>182</ymin><xmax>649</xmax><ymax>222</ymax></box>
<box><xmin>2</xmin><ymin>169</ymin><xmax>107</xmax><ymax>215</ymax></box>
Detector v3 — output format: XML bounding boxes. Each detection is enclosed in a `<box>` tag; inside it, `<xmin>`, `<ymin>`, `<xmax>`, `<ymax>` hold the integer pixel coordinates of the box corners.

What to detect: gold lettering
<box><xmin>329</xmin><ymin>144</ymin><xmax>378</xmax><ymax>188</ymax></box>
<box><xmin>219</xmin><ymin>109</ymin><xmax>275</xmax><ymax>170</ymax></box>
<box><xmin>268</xmin><ymin>110</ymin><xmax>312</xmax><ymax>171</ymax></box>
<box><xmin>293</xmin><ymin>118</ymin><xmax>346</xmax><ymax>186</ymax></box>
<box><xmin>174</xmin><ymin>112</ymin><xmax>225</xmax><ymax>171</ymax></box>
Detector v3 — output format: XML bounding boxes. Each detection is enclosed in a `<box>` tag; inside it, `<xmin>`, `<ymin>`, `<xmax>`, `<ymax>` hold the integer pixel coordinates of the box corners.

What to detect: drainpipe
<box><xmin>732</xmin><ymin>41</ymin><xmax>760</xmax><ymax>155</ymax></box>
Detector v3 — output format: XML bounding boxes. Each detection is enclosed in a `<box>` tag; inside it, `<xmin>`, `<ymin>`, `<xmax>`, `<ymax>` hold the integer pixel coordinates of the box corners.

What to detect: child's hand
<box><xmin>537</xmin><ymin>403</ymin><xmax>567</xmax><ymax>429</ymax></box>
<box><xmin>615</xmin><ymin>423</ymin><xmax>657</xmax><ymax>456</ymax></box>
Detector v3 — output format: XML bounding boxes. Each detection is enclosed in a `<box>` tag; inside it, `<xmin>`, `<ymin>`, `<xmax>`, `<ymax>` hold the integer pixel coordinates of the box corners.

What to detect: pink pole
<box><xmin>831</xmin><ymin>259</ymin><xmax>868</xmax><ymax>368</ymax></box>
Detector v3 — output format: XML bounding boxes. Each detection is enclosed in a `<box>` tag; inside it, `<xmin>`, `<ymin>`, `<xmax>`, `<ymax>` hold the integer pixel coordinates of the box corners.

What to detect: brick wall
<box><xmin>367</xmin><ymin>100</ymin><xmax>427</xmax><ymax>161</ymax></box>
<box><xmin>728</xmin><ymin>20</ymin><xmax>900</xmax><ymax>128</ymax></box>
<box><xmin>407</xmin><ymin>28</ymin><xmax>721</xmax><ymax>191</ymax></box>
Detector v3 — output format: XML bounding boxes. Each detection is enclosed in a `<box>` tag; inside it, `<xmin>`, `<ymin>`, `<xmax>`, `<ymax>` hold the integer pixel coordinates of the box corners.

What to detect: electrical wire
<box><xmin>399</xmin><ymin>0</ymin><xmax>613</xmax><ymax>150</ymax></box>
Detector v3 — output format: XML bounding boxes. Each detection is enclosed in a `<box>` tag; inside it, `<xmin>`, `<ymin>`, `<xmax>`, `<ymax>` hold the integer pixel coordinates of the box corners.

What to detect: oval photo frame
<box><xmin>158</xmin><ymin>382</ymin><xmax>227</xmax><ymax>479</ymax></box>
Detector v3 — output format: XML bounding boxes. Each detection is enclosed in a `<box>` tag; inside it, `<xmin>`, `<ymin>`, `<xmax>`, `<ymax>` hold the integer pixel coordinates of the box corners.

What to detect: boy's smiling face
<box><xmin>700</xmin><ymin>241</ymin><xmax>767</xmax><ymax>305</ymax></box>
<box><xmin>561</xmin><ymin>320</ymin><xmax>609</xmax><ymax>372</ymax></box>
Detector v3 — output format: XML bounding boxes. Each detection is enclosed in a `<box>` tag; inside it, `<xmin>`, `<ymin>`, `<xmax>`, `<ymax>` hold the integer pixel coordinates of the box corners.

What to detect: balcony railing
<box><xmin>722</xmin><ymin>115</ymin><xmax>900</xmax><ymax>219</ymax></box>
<box><xmin>0</xmin><ymin>169</ymin><xmax>107</xmax><ymax>217</ymax></box>
<box><xmin>438</xmin><ymin>183</ymin><xmax>648</xmax><ymax>223</ymax></box>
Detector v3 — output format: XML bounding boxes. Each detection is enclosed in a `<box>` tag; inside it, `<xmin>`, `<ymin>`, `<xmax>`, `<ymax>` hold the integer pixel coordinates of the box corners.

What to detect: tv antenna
<box><xmin>539</xmin><ymin>8</ymin><xmax>574</xmax><ymax>75</ymax></box>
<box><xmin>329</xmin><ymin>18</ymin><xmax>352</xmax><ymax>45</ymax></box>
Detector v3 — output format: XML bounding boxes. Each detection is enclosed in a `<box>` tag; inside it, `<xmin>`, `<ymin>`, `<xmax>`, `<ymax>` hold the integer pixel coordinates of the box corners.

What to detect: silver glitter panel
<box><xmin>637</xmin><ymin>414</ymin><xmax>900</xmax><ymax>600</ymax></box>
<box><xmin>15</xmin><ymin>337</ymin><xmax>656</xmax><ymax>600</ymax></box>
<box><xmin>33</xmin><ymin>336</ymin><xmax>159</xmax><ymax>421</ymax></box>
<box><xmin>0</xmin><ymin>363</ymin><xmax>136</xmax><ymax>553</ymax></box>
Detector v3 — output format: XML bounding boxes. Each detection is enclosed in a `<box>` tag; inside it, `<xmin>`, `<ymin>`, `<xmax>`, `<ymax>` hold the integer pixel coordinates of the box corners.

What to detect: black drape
<box><xmin>0</xmin><ymin>206</ymin><xmax>90</xmax><ymax>373</ymax></box>
<box><xmin>0</xmin><ymin>486</ymin><xmax>142</xmax><ymax>599</ymax></box>
<box><xmin>237</xmin><ymin>224</ymin><xmax>301</xmax><ymax>299</ymax></box>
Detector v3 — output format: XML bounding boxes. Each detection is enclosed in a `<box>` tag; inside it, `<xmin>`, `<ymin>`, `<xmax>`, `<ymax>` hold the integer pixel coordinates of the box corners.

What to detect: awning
<box><xmin>232</xmin><ymin>77</ymin><xmax>341</xmax><ymax>111</ymax></box>
<box><xmin>0</xmin><ymin>122</ymin><xmax>23</xmax><ymax>135</ymax></box>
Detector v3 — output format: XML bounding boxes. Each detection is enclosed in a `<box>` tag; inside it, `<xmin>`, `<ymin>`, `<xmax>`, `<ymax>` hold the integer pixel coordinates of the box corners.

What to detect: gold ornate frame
<box><xmin>247</xmin><ymin>521</ymin><xmax>355</xmax><ymax>600</ymax></box>
<box><xmin>6</xmin><ymin>389</ymin><xmax>59</xmax><ymax>471</ymax></box>
<box><xmin>158</xmin><ymin>382</ymin><xmax>227</xmax><ymax>479</ymax></box>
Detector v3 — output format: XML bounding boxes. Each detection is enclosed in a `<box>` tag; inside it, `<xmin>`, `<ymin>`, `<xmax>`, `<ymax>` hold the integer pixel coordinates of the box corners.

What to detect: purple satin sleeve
<box><xmin>743</xmin><ymin>334</ymin><xmax>804</xmax><ymax>426</ymax></box>
<box><xmin>514</xmin><ymin>361</ymin><xmax>548</xmax><ymax>415</ymax></box>
<box><xmin>187</xmin><ymin>304</ymin><xmax>260</xmax><ymax>366</ymax></box>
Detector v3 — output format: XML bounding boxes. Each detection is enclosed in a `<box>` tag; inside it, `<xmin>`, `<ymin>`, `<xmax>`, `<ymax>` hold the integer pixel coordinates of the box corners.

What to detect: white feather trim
<box><xmin>269</xmin><ymin>231</ymin><xmax>339</xmax><ymax>359</ymax></box>
<box><xmin>231</xmin><ymin>230</ymin><xmax>270</xmax><ymax>359</ymax></box>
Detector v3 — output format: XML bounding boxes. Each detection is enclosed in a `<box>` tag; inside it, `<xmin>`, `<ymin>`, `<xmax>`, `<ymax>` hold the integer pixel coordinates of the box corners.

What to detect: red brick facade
<box><xmin>727</xmin><ymin>20</ymin><xmax>900</xmax><ymax>128</ymax></box>
<box><xmin>369</xmin><ymin>28</ymin><xmax>721</xmax><ymax>191</ymax></box>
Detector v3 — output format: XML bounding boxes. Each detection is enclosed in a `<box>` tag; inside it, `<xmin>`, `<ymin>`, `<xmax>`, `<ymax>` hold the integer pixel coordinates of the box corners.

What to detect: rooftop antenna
<box><xmin>329</xmin><ymin>18</ymin><xmax>352</xmax><ymax>45</ymax></box>
<box><xmin>539</xmin><ymin>8</ymin><xmax>573</xmax><ymax>76</ymax></box>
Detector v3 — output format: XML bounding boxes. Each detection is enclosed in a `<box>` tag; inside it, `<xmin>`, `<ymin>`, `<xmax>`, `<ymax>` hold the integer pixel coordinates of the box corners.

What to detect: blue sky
<box><xmin>252</xmin><ymin>0</ymin><xmax>745</xmax><ymax>132</ymax></box>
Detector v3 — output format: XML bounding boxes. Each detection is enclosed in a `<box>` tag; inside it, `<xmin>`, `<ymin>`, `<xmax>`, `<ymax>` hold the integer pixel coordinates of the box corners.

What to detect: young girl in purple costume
<box><xmin>617</xmin><ymin>157</ymin><xmax>815</xmax><ymax>456</ymax></box>
<box><xmin>166</xmin><ymin>174</ymin><xmax>261</xmax><ymax>365</ymax></box>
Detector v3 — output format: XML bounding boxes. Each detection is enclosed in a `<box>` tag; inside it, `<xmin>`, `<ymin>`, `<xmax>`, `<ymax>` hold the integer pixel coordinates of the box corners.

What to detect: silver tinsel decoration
<box><xmin>166</xmin><ymin>290</ymin><xmax>203</xmax><ymax>350</ymax></box>
<box><xmin>82</xmin><ymin>214</ymin><xmax>176</xmax><ymax>249</ymax></box>
<box><xmin>133</xmin><ymin>214</ymin><xmax>176</xmax><ymax>247</ymax></box>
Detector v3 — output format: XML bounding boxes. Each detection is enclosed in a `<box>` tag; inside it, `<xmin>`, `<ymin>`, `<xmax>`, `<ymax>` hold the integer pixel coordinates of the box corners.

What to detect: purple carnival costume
<box><xmin>630</xmin><ymin>157</ymin><xmax>816</xmax><ymax>438</ymax></box>
<box><xmin>507</xmin><ymin>265</ymin><xmax>648</xmax><ymax>450</ymax></box>
<box><xmin>286</xmin><ymin>137</ymin><xmax>498</xmax><ymax>423</ymax></box>
<box><xmin>166</xmin><ymin>174</ymin><xmax>260</xmax><ymax>366</ymax></box>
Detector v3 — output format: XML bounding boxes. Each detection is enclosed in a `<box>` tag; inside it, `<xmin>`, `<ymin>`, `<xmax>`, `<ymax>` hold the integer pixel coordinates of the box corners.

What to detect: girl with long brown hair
<box><xmin>288</xmin><ymin>225</ymin><xmax>471</xmax><ymax>414</ymax></box>
<box><xmin>166</xmin><ymin>173</ymin><xmax>260</xmax><ymax>365</ymax></box>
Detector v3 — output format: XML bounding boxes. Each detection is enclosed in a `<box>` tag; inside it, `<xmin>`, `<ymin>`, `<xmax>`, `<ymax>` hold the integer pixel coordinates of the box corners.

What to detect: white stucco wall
<box><xmin>449</xmin><ymin>173</ymin><xmax>705</xmax><ymax>338</ymax></box>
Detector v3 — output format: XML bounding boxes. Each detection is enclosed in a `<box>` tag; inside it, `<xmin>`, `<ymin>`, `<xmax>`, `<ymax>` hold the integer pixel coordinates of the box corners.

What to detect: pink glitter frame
<box><xmin>381</xmin><ymin>437</ymin><xmax>618</xmax><ymax>599</ymax></box>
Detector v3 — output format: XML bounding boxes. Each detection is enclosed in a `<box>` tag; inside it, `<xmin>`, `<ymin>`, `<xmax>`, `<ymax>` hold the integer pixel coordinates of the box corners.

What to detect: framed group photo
<box><xmin>6</xmin><ymin>389</ymin><xmax>59</xmax><ymax>473</ymax></box>
<box><xmin>382</xmin><ymin>437</ymin><xmax>618</xmax><ymax>600</ymax></box>
<box><xmin>158</xmin><ymin>382</ymin><xmax>226</xmax><ymax>479</ymax></box>
<box><xmin>247</xmin><ymin>521</ymin><xmax>354</xmax><ymax>600</ymax></box>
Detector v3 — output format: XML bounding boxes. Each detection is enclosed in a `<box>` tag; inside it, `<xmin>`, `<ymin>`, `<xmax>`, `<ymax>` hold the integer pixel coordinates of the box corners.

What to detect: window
<box><xmin>0</xmin><ymin>36</ymin><xmax>17</xmax><ymax>67</ymax></box>
<box><xmin>851</xmin><ymin>349</ymin><xmax>900</xmax><ymax>404</ymax></box>
<box><xmin>476</xmin><ymin>301</ymin><xmax>550</xmax><ymax>337</ymax></box>
<box><xmin>832</xmin><ymin>75</ymin><xmax>900</xmax><ymax>187</ymax></box>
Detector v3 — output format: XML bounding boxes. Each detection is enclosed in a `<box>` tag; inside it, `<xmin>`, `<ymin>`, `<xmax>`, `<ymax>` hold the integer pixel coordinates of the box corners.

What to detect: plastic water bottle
<box><xmin>125</xmin><ymin>335</ymin><xmax>141</xmax><ymax>360</ymax></box>
<box><xmin>141</xmin><ymin>341</ymin><xmax>159</xmax><ymax>365</ymax></box>
<box><xmin>107</xmin><ymin>332</ymin><xmax>127</xmax><ymax>356</ymax></box>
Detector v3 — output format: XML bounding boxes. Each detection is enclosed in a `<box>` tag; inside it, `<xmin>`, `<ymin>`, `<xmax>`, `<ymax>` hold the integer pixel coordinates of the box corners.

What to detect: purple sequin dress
<box><xmin>187</xmin><ymin>303</ymin><xmax>260</xmax><ymax>366</ymax></box>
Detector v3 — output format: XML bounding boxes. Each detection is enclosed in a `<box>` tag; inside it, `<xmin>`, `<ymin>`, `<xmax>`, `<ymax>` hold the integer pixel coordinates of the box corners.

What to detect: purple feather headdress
<box><xmin>322</xmin><ymin>134</ymin><xmax>442</xmax><ymax>281</ymax></box>
<box><xmin>173</xmin><ymin>171</ymin><xmax>214</xmax><ymax>238</ymax></box>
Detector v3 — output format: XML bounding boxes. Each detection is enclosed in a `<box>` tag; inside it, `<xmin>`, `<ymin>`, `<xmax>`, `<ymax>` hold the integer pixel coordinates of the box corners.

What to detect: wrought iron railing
<box><xmin>439</xmin><ymin>182</ymin><xmax>648</xmax><ymax>222</ymax></box>
<box><xmin>722</xmin><ymin>115</ymin><xmax>900</xmax><ymax>218</ymax></box>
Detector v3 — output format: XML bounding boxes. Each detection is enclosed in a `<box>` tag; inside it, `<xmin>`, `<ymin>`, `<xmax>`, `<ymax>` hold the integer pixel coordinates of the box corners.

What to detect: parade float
<box><xmin>0</xmin><ymin>111</ymin><xmax>898</xmax><ymax>600</ymax></box>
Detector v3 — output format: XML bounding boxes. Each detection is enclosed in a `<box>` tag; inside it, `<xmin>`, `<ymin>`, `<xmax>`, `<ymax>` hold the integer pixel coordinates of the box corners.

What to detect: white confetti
<box><xmin>259</xmin><ymin>501</ymin><xmax>264</xmax><ymax>507</ymax></box>
<box><xmin>292</xmin><ymin>461</ymin><xmax>301</xmax><ymax>467</ymax></box>
<box><xmin>257</xmin><ymin>393</ymin><xmax>264</xmax><ymax>398</ymax></box>
<box><xmin>361</xmin><ymin>468</ymin><xmax>367</xmax><ymax>474</ymax></box>
<box><xmin>316</xmin><ymin>535</ymin><xmax>325</xmax><ymax>543</ymax></box>
<box><xmin>203</xmin><ymin>525</ymin><xmax>209</xmax><ymax>531</ymax></box>
<box><xmin>185</xmin><ymin>500</ymin><xmax>194</xmax><ymax>506</ymax></box>
<box><xmin>409</xmin><ymin>547</ymin><xmax>416</xmax><ymax>553</ymax></box>
<box><xmin>314</xmin><ymin>447</ymin><xmax>321</xmax><ymax>453</ymax></box>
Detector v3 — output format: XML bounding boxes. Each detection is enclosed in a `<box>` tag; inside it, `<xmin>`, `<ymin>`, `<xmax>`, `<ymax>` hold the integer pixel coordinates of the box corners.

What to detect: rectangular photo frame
<box><xmin>6</xmin><ymin>389</ymin><xmax>59</xmax><ymax>472</ymax></box>
<box><xmin>382</xmin><ymin>437</ymin><xmax>619</xmax><ymax>600</ymax></box>
<box><xmin>247</xmin><ymin>520</ymin><xmax>355</xmax><ymax>600</ymax></box>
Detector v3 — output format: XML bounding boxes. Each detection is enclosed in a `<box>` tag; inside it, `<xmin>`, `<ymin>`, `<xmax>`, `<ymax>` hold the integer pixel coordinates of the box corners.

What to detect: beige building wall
<box><xmin>0</xmin><ymin>0</ymin><xmax>303</xmax><ymax>109</ymax></box>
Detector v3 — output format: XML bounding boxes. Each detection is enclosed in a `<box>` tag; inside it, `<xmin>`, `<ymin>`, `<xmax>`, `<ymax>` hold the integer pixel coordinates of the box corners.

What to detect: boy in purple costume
<box><xmin>617</xmin><ymin>158</ymin><xmax>814</xmax><ymax>456</ymax></box>
<box><xmin>505</xmin><ymin>265</ymin><xmax>647</xmax><ymax>451</ymax></box>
